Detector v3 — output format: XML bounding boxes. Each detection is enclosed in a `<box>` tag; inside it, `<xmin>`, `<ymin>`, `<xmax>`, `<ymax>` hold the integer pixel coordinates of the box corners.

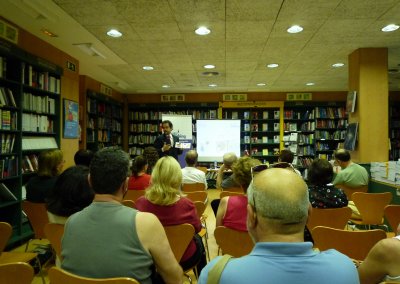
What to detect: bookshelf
<box><xmin>0</xmin><ymin>38</ymin><xmax>62</xmax><ymax>247</ymax></box>
<box><xmin>389</xmin><ymin>103</ymin><xmax>400</xmax><ymax>160</ymax></box>
<box><xmin>85</xmin><ymin>90</ymin><xmax>123</xmax><ymax>152</ymax></box>
<box><xmin>128</xmin><ymin>103</ymin><xmax>218</xmax><ymax>157</ymax></box>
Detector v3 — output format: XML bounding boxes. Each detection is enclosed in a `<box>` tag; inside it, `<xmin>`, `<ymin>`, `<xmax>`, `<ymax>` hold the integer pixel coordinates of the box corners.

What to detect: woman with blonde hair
<box><xmin>136</xmin><ymin>156</ymin><xmax>206</xmax><ymax>273</ymax></box>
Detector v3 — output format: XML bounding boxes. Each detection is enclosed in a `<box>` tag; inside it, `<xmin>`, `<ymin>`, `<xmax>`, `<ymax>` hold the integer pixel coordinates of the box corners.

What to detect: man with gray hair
<box><xmin>216</xmin><ymin>152</ymin><xmax>240</xmax><ymax>189</ymax></box>
<box><xmin>199</xmin><ymin>168</ymin><xmax>358</xmax><ymax>284</ymax></box>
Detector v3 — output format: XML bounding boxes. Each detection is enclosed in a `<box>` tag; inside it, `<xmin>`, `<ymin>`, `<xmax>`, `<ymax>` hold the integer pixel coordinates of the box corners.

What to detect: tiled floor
<box><xmin>14</xmin><ymin>189</ymin><xmax>222</xmax><ymax>284</ymax></box>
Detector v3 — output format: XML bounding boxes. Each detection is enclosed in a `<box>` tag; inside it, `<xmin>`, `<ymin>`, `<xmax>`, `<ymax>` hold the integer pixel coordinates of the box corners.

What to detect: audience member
<box><xmin>143</xmin><ymin>146</ymin><xmax>159</xmax><ymax>174</ymax></box>
<box><xmin>128</xmin><ymin>155</ymin><xmax>151</xmax><ymax>190</ymax></box>
<box><xmin>136</xmin><ymin>156</ymin><xmax>206</xmax><ymax>274</ymax></box>
<box><xmin>154</xmin><ymin>120</ymin><xmax>182</xmax><ymax>160</ymax></box>
<box><xmin>26</xmin><ymin>149</ymin><xmax>64</xmax><ymax>203</ymax></box>
<box><xmin>216</xmin><ymin>152</ymin><xmax>239</xmax><ymax>189</ymax></box>
<box><xmin>181</xmin><ymin>150</ymin><xmax>207</xmax><ymax>189</ymax></box>
<box><xmin>215</xmin><ymin>157</ymin><xmax>261</xmax><ymax>231</ymax></box>
<box><xmin>333</xmin><ymin>149</ymin><xmax>369</xmax><ymax>187</ymax></box>
<box><xmin>278</xmin><ymin>148</ymin><xmax>301</xmax><ymax>175</ymax></box>
<box><xmin>61</xmin><ymin>148</ymin><xmax>182</xmax><ymax>284</ymax></box>
<box><xmin>74</xmin><ymin>149</ymin><xmax>94</xmax><ymax>167</ymax></box>
<box><xmin>308</xmin><ymin>159</ymin><xmax>348</xmax><ymax>208</ymax></box>
<box><xmin>199</xmin><ymin>168</ymin><xmax>359</xmax><ymax>284</ymax></box>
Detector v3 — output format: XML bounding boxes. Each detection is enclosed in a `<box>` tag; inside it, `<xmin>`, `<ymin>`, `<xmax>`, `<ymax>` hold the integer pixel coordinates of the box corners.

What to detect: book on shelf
<box><xmin>262</xmin><ymin>111</ymin><xmax>268</xmax><ymax>119</ymax></box>
<box><xmin>251</xmin><ymin>136</ymin><xmax>258</xmax><ymax>143</ymax></box>
<box><xmin>289</xmin><ymin>132</ymin><xmax>298</xmax><ymax>142</ymax></box>
<box><xmin>252</xmin><ymin>112</ymin><xmax>258</xmax><ymax>119</ymax></box>
<box><xmin>262</xmin><ymin>136</ymin><xmax>268</xmax><ymax>143</ymax></box>
<box><xmin>22</xmin><ymin>137</ymin><xmax>58</xmax><ymax>150</ymax></box>
<box><xmin>252</xmin><ymin>124</ymin><xmax>258</xmax><ymax>131</ymax></box>
<box><xmin>232</xmin><ymin>111</ymin><xmax>238</xmax><ymax>119</ymax></box>
<box><xmin>244</xmin><ymin>123</ymin><xmax>250</xmax><ymax>131</ymax></box>
<box><xmin>244</xmin><ymin>111</ymin><xmax>250</xmax><ymax>119</ymax></box>
<box><xmin>262</xmin><ymin>149</ymin><xmax>269</xmax><ymax>156</ymax></box>
<box><xmin>273</xmin><ymin>135</ymin><xmax>280</xmax><ymax>143</ymax></box>
<box><xmin>289</xmin><ymin>123</ymin><xmax>297</xmax><ymax>131</ymax></box>
<box><xmin>251</xmin><ymin>148</ymin><xmax>258</xmax><ymax>155</ymax></box>
<box><xmin>289</xmin><ymin>144</ymin><xmax>298</xmax><ymax>153</ymax></box>
<box><xmin>274</xmin><ymin>123</ymin><xmax>279</xmax><ymax>131</ymax></box>
<box><xmin>283</xmin><ymin>135</ymin><xmax>290</xmax><ymax>142</ymax></box>
<box><xmin>273</xmin><ymin>148</ymin><xmax>280</xmax><ymax>155</ymax></box>
<box><xmin>244</xmin><ymin>136</ymin><xmax>250</xmax><ymax>144</ymax></box>
<box><xmin>0</xmin><ymin>183</ymin><xmax>17</xmax><ymax>202</ymax></box>
<box><xmin>209</xmin><ymin>110</ymin><xmax>217</xmax><ymax>119</ymax></box>
<box><xmin>262</xmin><ymin>123</ymin><xmax>268</xmax><ymax>131</ymax></box>
<box><xmin>274</xmin><ymin>110</ymin><xmax>280</xmax><ymax>119</ymax></box>
<box><xmin>292</xmin><ymin>156</ymin><xmax>298</xmax><ymax>166</ymax></box>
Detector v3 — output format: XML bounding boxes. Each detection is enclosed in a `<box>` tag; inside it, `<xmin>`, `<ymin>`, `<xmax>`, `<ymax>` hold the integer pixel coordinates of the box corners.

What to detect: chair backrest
<box><xmin>220</xmin><ymin>191</ymin><xmax>244</xmax><ymax>199</ymax></box>
<box><xmin>384</xmin><ymin>205</ymin><xmax>400</xmax><ymax>232</ymax></box>
<box><xmin>0</xmin><ymin>262</ymin><xmax>34</xmax><ymax>284</ymax></box>
<box><xmin>21</xmin><ymin>201</ymin><xmax>49</xmax><ymax>239</ymax></box>
<box><xmin>193</xmin><ymin>201</ymin><xmax>206</xmax><ymax>219</ymax></box>
<box><xmin>222</xmin><ymin>187</ymin><xmax>243</xmax><ymax>193</ymax></box>
<box><xmin>184</xmin><ymin>191</ymin><xmax>208</xmax><ymax>203</ymax></box>
<box><xmin>0</xmin><ymin>222</ymin><xmax>12</xmax><ymax>252</ymax></box>
<box><xmin>335</xmin><ymin>184</ymin><xmax>368</xmax><ymax>201</ymax></box>
<box><xmin>124</xmin><ymin>190</ymin><xmax>145</xmax><ymax>202</ymax></box>
<box><xmin>44</xmin><ymin>223</ymin><xmax>65</xmax><ymax>260</ymax></box>
<box><xmin>182</xmin><ymin>183</ymin><xmax>206</xmax><ymax>192</ymax></box>
<box><xmin>163</xmin><ymin>223</ymin><xmax>195</xmax><ymax>262</ymax></box>
<box><xmin>307</xmin><ymin>207</ymin><xmax>352</xmax><ymax>231</ymax></box>
<box><xmin>196</xmin><ymin>166</ymin><xmax>208</xmax><ymax>173</ymax></box>
<box><xmin>352</xmin><ymin>192</ymin><xmax>392</xmax><ymax>224</ymax></box>
<box><xmin>214</xmin><ymin>226</ymin><xmax>254</xmax><ymax>257</ymax></box>
<box><xmin>121</xmin><ymin>200</ymin><xmax>136</xmax><ymax>209</ymax></box>
<box><xmin>312</xmin><ymin>226</ymin><xmax>387</xmax><ymax>260</ymax></box>
<box><xmin>48</xmin><ymin>266</ymin><xmax>139</xmax><ymax>284</ymax></box>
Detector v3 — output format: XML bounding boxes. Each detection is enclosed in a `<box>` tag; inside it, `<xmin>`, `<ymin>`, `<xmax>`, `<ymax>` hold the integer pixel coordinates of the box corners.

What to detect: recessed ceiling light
<box><xmin>195</xmin><ymin>26</ymin><xmax>211</xmax><ymax>35</ymax></box>
<box><xmin>381</xmin><ymin>24</ymin><xmax>399</xmax><ymax>32</ymax></box>
<box><xmin>306</xmin><ymin>82</ymin><xmax>315</xmax><ymax>86</ymax></box>
<box><xmin>107</xmin><ymin>29</ymin><xmax>122</xmax><ymax>38</ymax></box>
<box><xmin>267</xmin><ymin>63</ymin><xmax>279</xmax><ymax>68</ymax></box>
<box><xmin>332</xmin><ymin>63</ymin><xmax>345</xmax><ymax>68</ymax></box>
<box><xmin>142</xmin><ymin>66</ymin><xmax>154</xmax><ymax>71</ymax></box>
<box><xmin>257</xmin><ymin>83</ymin><xmax>266</xmax><ymax>86</ymax></box>
<box><xmin>208</xmin><ymin>84</ymin><xmax>217</xmax><ymax>87</ymax></box>
<box><xmin>203</xmin><ymin>64</ymin><xmax>215</xmax><ymax>69</ymax></box>
<box><xmin>162</xmin><ymin>84</ymin><xmax>170</xmax><ymax>88</ymax></box>
<box><xmin>41</xmin><ymin>29</ymin><xmax>58</xmax><ymax>37</ymax></box>
<box><xmin>287</xmin><ymin>25</ymin><xmax>304</xmax><ymax>33</ymax></box>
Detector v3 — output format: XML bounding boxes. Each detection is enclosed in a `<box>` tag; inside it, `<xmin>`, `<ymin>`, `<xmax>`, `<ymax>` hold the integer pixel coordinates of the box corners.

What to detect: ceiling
<box><xmin>2</xmin><ymin>0</ymin><xmax>400</xmax><ymax>95</ymax></box>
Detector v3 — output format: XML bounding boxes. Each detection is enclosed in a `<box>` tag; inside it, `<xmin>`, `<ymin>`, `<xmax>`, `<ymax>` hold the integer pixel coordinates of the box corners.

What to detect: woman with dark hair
<box><xmin>308</xmin><ymin>158</ymin><xmax>348</xmax><ymax>208</ymax></box>
<box><xmin>142</xmin><ymin>146</ymin><xmax>159</xmax><ymax>174</ymax></box>
<box><xmin>128</xmin><ymin>155</ymin><xmax>151</xmax><ymax>190</ymax></box>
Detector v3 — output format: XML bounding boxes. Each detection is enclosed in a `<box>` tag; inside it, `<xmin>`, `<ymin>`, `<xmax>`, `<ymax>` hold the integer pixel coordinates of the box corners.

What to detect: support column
<box><xmin>348</xmin><ymin>48</ymin><xmax>388</xmax><ymax>163</ymax></box>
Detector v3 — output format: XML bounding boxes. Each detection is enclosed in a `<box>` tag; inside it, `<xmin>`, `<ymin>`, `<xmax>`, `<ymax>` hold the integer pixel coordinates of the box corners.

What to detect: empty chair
<box><xmin>182</xmin><ymin>183</ymin><xmax>206</xmax><ymax>192</ymax></box>
<box><xmin>312</xmin><ymin>226</ymin><xmax>387</xmax><ymax>260</ymax></box>
<box><xmin>121</xmin><ymin>200</ymin><xmax>136</xmax><ymax>209</ymax></box>
<box><xmin>0</xmin><ymin>262</ymin><xmax>34</xmax><ymax>284</ymax></box>
<box><xmin>44</xmin><ymin>223</ymin><xmax>65</xmax><ymax>260</ymax></box>
<box><xmin>307</xmin><ymin>207</ymin><xmax>352</xmax><ymax>231</ymax></box>
<box><xmin>214</xmin><ymin>226</ymin><xmax>254</xmax><ymax>257</ymax></box>
<box><xmin>48</xmin><ymin>266</ymin><xmax>140</xmax><ymax>284</ymax></box>
<box><xmin>21</xmin><ymin>201</ymin><xmax>49</xmax><ymax>251</ymax></box>
<box><xmin>184</xmin><ymin>191</ymin><xmax>208</xmax><ymax>203</ymax></box>
<box><xmin>384</xmin><ymin>205</ymin><xmax>400</xmax><ymax>232</ymax></box>
<box><xmin>124</xmin><ymin>190</ymin><xmax>145</xmax><ymax>202</ymax></box>
<box><xmin>335</xmin><ymin>184</ymin><xmax>368</xmax><ymax>201</ymax></box>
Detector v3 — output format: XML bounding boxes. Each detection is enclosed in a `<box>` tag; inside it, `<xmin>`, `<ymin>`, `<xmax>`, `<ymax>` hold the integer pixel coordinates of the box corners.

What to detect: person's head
<box><xmin>232</xmin><ymin>156</ymin><xmax>261</xmax><ymax>191</ymax></box>
<box><xmin>146</xmin><ymin>156</ymin><xmax>183</xmax><ymax>205</ymax></box>
<box><xmin>334</xmin><ymin>149</ymin><xmax>351</xmax><ymax>163</ymax></box>
<box><xmin>131</xmin><ymin>155</ymin><xmax>148</xmax><ymax>177</ymax></box>
<box><xmin>143</xmin><ymin>146</ymin><xmax>159</xmax><ymax>174</ymax></box>
<box><xmin>307</xmin><ymin>159</ymin><xmax>334</xmax><ymax>186</ymax></box>
<box><xmin>46</xmin><ymin>166</ymin><xmax>94</xmax><ymax>217</ymax></box>
<box><xmin>185</xmin><ymin>150</ymin><xmax>198</xmax><ymax>167</ymax></box>
<box><xmin>37</xmin><ymin>149</ymin><xmax>64</xmax><ymax>177</ymax></box>
<box><xmin>222</xmin><ymin>152</ymin><xmax>238</xmax><ymax>169</ymax></box>
<box><xmin>279</xmin><ymin>149</ymin><xmax>294</xmax><ymax>163</ymax></box>
<box><xmin>162</xmin><ymin>120</ymin><xmax>173</xmax><ymax>135</ymax></box>
<box><xmin>74</xmin><ymin>149</ymin><xmax>94</xmax><ymax>167</ymax></box>
<box><xmin>247</xmin><ymin>168</ymin><xmax>310</xmax><ymax>241</ymax></box>
<box><xmin>89</xmin><ymin>148</ymin><xmax>130</xmax><ymax>195</ymax></box>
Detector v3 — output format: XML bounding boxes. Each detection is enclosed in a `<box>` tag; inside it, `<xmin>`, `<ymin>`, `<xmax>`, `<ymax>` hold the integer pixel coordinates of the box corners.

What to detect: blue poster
<box><xmin>64</xmin><ymin>100</ymin><xmax>79</xmax><ymax>138</ymax></box>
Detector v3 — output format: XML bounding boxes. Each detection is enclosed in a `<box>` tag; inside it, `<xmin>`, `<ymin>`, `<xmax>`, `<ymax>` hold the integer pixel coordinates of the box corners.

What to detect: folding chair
<box><xmin>214</xmin><ymin>226</ymin><xmax>254</xmax><ymax>257</ymax></box>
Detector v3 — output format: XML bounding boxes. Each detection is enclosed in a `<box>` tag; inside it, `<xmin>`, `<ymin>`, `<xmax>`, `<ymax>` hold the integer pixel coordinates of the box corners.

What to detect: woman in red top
<box><xmin>135</xmin><ymin>156</ymin><xmax>206</xmax><ymax>273</ymax></box>
<box><xmin>128</xmin><ymin>155</ymin><xmax>151</xmax><ymax>190</ymax></box>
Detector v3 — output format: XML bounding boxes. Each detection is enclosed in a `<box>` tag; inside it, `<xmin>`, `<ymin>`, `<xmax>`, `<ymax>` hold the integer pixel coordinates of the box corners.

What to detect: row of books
<box><xmin>315</xmin><ymin>107</ymin><xmax>346</xmax><ymax>119</ymax></box>
<box><xmin>22</xmin><ymin>113</ymin><xmax>54</xmax><ymax>133</ymax></box>
<box><xmin>21</xmin><ymin>154</ymin><xmax>38</xmax><ymax>173</ymax></box>
<box><xmin>0</xmin><ymin>87</ymin><xmax>17</xmax><ymax>107</ymax></box>
<box><xmin>0</xmin><ymin>134</ymin><xmax>16</xmax><ymax>154</ymax></box>
<box><xmin>297</xmin><ymin>145</ymin><xmax>315</xmax><ymax>156</ymax></box>
<box><xmin>87</xmin><ymin>99</ymin><xmax>123</xmax><ymax>118</ymax></box>
<box><xmin>129</xmin><ymin>134</ymin><xmax>157</xmax><ymax>145</ymax></box>
<box><xmin>23</xmin><ymin>92</ymin><xmax>56</xmax><ymax>114</ymax></box>
<box><xmin>390</xmin><ymin>129</ymin><xmax>400</xmax><ymax>139</ymax></box>
<box><xmin>244</xmin><ymin>135</ymin><xmax>280</xmax><ymax>144</ymax></box>
<box><xmin>21</xmin><ymin>63</ymin><xmax>61</xmax><ymax>94</ymax></box>
<box><xmin>295</xmin><ymin>157</ymin><xmax>314</xmax><ymax>168</ymax></box>
<box><xmin>0</xmin><ymin>156</ymin><xmax>18</xmax><ymax>179</ymax></box>
<box><xmin>21</xmin><ymin>136</ymin><xmax>58</xmax><ymax>150</ymax></box>
<box><xmin>129</xmin><ymin>110</ymin><xmax>217</xmax><ymax>121</ymax></box>
<box><xmin>128</xmin><ymin>146</ymin><xmax>145</xmax><ymax>156</ymax></box>
<box><xmin>224</xmin><ymin>110</ymin><xmax>280</xmax><ymax>120</ymax></box>
<box><xmin>315</xmin><ymin>130</ymin><xmax>346</xmax><ymax>140</ymax></box>
<box><xmin>316</xmin><ymin>119</ymin><xmax>347</xmax><ymax>129</ymax></box>
<box><xmin>244</xmin><ymin>122</ymin><xmax>279</xmax><ymax>132</ymax></box>
<box><xmin>129</xmin><ymin>123</ymin><xmax>159</xmax><ymax>133</ymax></box>
<box><xmin>284</xmin><ymin>109</ymin><xmax>315</xmax><ymax>120</ymax></box>
<box><xmin>0</xmin><ymin>110</ymin><xmax>18</xmax><ymax>130</ymax></box>
<box><xmin>315</xmin><ymin>142</ymin><xmax>341</xmax><ymax>151</ymax></box>
<box><xmin>284</xmin><ymin>133</ymin><xmax>314</xmax><ymax>144</ymax></box>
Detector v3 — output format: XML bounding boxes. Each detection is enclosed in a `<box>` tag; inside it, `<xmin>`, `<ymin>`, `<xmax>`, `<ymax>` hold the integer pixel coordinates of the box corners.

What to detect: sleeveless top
<box><xmin>61</xmin><ymin>202</ymin><xmax>153</xmax><ymax>284</ymax></box>
<box><xmin>384</xmin><ymin>235</ymin><xmax>400</xmax><ymax>282</ymax></box>
<box><xmin>222</xmin><ymin>195</ymin><xmax>248</xmax><ymax>232</ymax></box>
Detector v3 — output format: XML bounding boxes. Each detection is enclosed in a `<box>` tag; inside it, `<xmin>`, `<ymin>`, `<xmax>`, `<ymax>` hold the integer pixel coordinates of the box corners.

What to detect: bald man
<box><xmin>181</xmin><ymin>150</ymin><xmax>207</xmax><ymax>189</ymax></box>
<box><xmin>199</xmin><ymin>169</ymin><xmax>359</xmax><ymax>284</ymax></box>
<box><xmin>333</xmin><ymin>149</ymin><xmax>369</xmax><ymax>187</ymax></box>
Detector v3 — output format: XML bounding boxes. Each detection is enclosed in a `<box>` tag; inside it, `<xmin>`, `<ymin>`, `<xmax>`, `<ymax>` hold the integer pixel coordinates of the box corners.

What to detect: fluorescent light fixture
<box><xmin>332</xmin><ymin>63</ymin><xmax>345</xmax><ymax>68</ymax></box>
<box><xmin>73</xmin><ymin>43</ymin><xmax>106</xmax><ymax>59</ymax></box>
<box><xmin>381</xmin><ymin>24</ymin><xmax>399</xmax><ymax>32</ymax></box>
<box><xmin>142</xmin><ymin>66</ymin><xmax>154</xmax><ymax>70</ymax></box>
<box><xmin>306</xmin><ymin>82</ymin><xmax>315</xmax><ymax>86</ymax></box>
<box><xmin>287</xmin><ymin>25</ymin><xmax>303</xmax><ymax>33</ymax></box>
<box><xmin>107</xmin><ymin>29</ymin><xmax>122</xmax><ymax>37</ymax></box>
<box><xmin>256</xmin><ymin>83</ymin><xmax>266</xmax><ymax>86</ymax></box>
<box><xmin>267</xmin><ymin>63</ymin><xmax>279</xmax><ymax>68</ymax></box>
<box><xmin>162</xmin><ymin>84</ymin><xmax>170</xmax><ymax>88</ymax></box>
<box><xmin>195</xmin><ymin>26</ymin><xmax>211</xmax><ymax>35</ymax></box>
<box><xmin>203</xmin><ymin>64</ymin><xmax>215</xmax><ymax>69</ymax></box>
<box><xmin>208</xmin><ymin>84</ymin><xmax>217</xmax><ymax>87</ymax></box>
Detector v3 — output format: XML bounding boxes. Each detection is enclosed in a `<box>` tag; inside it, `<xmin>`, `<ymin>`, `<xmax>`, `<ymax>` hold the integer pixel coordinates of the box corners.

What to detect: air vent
<box><xmin>201</xmin><ymin>71</ymin><xmax>219</xmax><ymax>77</ymax></box>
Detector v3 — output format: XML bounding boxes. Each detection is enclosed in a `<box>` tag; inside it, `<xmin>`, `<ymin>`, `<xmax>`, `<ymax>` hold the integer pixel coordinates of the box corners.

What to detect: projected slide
<box><xmin>197</xmin><ymin>120</ymin><xmax>241</xmax><ymax>162</ymax></box>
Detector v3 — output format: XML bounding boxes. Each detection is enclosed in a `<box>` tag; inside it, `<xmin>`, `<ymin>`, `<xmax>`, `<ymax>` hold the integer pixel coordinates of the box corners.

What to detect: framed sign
<box><xmin>63</xmin><ymin>99</ymin><xmax>79</xmax><ymax>138</ymax></box>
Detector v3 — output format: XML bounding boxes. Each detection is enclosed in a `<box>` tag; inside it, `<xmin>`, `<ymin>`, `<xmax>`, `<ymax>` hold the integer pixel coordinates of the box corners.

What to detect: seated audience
<box><xmin>74</xmin><ymin>149</ymin><xmax>94</xmax><ymax>167</ymax></box>
<box><xmin>199</xmin><ymin>168</ymin><xmax>359</xmax><ymax>284</ymax></box>
<box><xmin>215</xmin><ymin>157</ymin><xmax>261</xmax><ymax>231</ymax></box>
<box><xmin>26</xmin><ymin>149</ymin><xmax>64</xmax><ymax>203</ymax></box>
<box><xmin>307</xmin><ymin>159</ymin><xmax>348</xmax><ymax>208</ymax></box>
<box><xmin>216</xmin><ymin>152</ymin><xmax>240</xmax><ymax>189</ymax></box>
<box><xmin>181</xmin><ymin>150</ymin><xmax>207</xmax><ymax>189</ymax></box>
<box><xmin>128</xmin><ymin>155</ymin><xmax>151</xmax><ymax>190</ymax></box>
<box><xmin>46</xmin><ymin>165</ymin><xmax>94</xmax><ymax>224</ymax></box>
<box><xmin>136</xmin><ymin>156</ymin><xmax>206</xmax><ymax>274</ymax></box>
<box><xmin>143</xmin><ymin>146</ymin><xmax>159</xmax><ymax>174</ymax></box>
<box><xmin>278</xmin><ymin>148</ymin><xmax>301</xmax><ymax>175</ymax></box>
<box><xmin>333</xmin><ymin>149</ymin><xmax>369</xmax><ymax>187</ymax></box>
<box><xmin>61</xmin><ymin>148</ymin><xmax>182</xmax><ymax>284</ymax></box>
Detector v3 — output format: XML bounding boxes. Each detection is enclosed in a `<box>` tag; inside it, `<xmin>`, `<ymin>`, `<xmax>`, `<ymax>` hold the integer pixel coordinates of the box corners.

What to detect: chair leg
<box><xmin>184</xmin><ymin>273</ymin><xmax>192</xmax><ymax>283</ymax></box>
<box><xmin>24</xmin><ymin>239</ymin><xmax>30</xmax><ymax>252</ymax></box>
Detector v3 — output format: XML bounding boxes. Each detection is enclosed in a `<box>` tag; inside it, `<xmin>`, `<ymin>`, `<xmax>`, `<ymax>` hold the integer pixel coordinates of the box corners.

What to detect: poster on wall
<box><xmin>63</xmin><ymin>99</ymin><xmax>79</xmax><ymax>138</ymax></box>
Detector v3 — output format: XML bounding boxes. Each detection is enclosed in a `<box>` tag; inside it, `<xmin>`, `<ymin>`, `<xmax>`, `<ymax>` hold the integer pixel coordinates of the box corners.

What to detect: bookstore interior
<box><xmin>0</xmin><ymin>1</ymin><xmax>400</xmax><ymax>253</ymax></box>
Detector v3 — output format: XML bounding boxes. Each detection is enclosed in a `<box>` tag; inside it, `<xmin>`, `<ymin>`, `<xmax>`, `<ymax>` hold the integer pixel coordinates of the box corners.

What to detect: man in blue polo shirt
<box><xmin>199</xmin><ymin>168</ymin><xmax>359</xmax><ymax>284</ymax></box>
